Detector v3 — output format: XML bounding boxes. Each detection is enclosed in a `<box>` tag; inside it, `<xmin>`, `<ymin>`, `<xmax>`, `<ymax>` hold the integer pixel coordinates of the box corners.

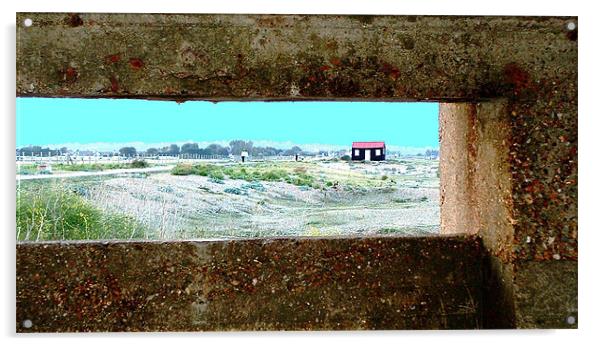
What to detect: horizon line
<box><xmin>16</xmin><ymin>140</ymin><xmax>439</xmax><ymax>154</ymax></box>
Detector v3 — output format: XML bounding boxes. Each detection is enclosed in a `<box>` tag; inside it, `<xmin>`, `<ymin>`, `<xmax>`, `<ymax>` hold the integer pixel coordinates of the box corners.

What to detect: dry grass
<box><xmin>17</xmin><ymin>158</ymin><xmax>440</xmax><ymax>241</ymax></box>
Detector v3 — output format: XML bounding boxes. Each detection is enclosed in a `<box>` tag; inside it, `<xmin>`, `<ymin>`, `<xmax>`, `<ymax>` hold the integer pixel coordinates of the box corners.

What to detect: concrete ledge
<box><xmin>17</xmin><ymin>235</ymin><xmax>484</xmax><ymax>331</ymax></box>
<box><xmin>16</xmin><ymin>13</ymin><xmax>575</xmax><ymax>101</ymax></box>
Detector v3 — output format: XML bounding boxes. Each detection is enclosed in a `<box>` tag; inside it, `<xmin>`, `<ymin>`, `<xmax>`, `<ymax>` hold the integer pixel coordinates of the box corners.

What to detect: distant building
<box><xmin>37</xmin><ymin>164</ymin><xmax>52</xmax><ymax>174</ymax></box>
<box><xmin>98</xmin><ymin>151</ymin><xmax>116</xmax><ymax>157</ymax></box>
<box><xmin>76</xmin><ymin>150</ymin><xmax>96</xmax><ymax>156</ymax></box>
<box><xmin>351</xmin><ymin>142</ymin><xmax>386</xmax><ymax>161</ymax></box>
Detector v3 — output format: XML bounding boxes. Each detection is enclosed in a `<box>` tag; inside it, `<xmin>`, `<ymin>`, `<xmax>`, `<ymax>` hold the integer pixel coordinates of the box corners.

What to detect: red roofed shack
<box><xmin>351</xmin><ymin>141</ymin><xmax>386</xmax><ymax>161</ymax></box>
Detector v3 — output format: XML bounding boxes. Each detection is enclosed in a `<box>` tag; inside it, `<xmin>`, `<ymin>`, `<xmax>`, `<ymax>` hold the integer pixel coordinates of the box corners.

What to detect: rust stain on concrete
<box><xmin>17</xmin><ymin>236</ymin><xmax>484</xmax><ymax>331</ymax></box>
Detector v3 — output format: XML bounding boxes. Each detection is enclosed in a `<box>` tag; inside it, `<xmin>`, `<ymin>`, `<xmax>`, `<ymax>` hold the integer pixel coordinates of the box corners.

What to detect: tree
<box><xmin>252</xmin><ymin>146</ymin><xmax>282</xmax><ymax>156</ymax></box>
<box><xmin>284</xmin><ymin>146</ymin><xmax>303</xmax><ymax>156</ymax></box>
<box><xmin>181</xmin><ymin>143</ymin><xmax>200</xmax><ymax>155</ymax></box>
<box><xmin>18</xmin><ymin>146</ymin><xmax>50</xmax><ymax>156</ymax></box>
<box><xmin>424</xmin><ymin>149</ymin><xmax>439</xmax><ymax>158</ymax></box>
<box><xmin>229</xmin><ymin>140</ymin><xmax>253</xmax><ymax>155</ymax></box>
<box><xmin>119</xmin><ymin>147</ymin><xmax>137</xmax><ymax>157</ymax></box>
<box><xmin>146</xmin><ymin>148</ymin><xmax>159</xmax><ymax>156</ymax></box>
<box><xmin>17</xmin><ymin>146</ymin><xmax>33</xmax><ymax>156</ymax></box>
<box><xmin>206</xmin><ymin>144</ymin><xmax>229</xmax><ymax>156</ymax></box>
<box><xmin>160</xmin><ymin>144</ymin><xmax>180</xmax><ymax>156</ymax></box>
<box><xmin>168</xmin><ymin>144</ymin><xmax>180</xmax><ymax>156</ymax></box>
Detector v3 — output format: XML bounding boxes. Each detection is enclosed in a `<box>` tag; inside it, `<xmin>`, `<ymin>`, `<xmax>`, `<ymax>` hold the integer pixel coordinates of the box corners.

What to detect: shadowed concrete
<box><xmin>17</xmin><ymin>236</ymin><xmax>484</xmax><ymax>331</ymax></box>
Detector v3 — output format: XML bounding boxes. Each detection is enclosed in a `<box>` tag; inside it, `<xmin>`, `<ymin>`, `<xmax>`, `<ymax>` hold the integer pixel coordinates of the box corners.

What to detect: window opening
<box><xmin>16</xmin><ymin>99</ymin><xmax>440</xmax><ymax>241</ymax></box>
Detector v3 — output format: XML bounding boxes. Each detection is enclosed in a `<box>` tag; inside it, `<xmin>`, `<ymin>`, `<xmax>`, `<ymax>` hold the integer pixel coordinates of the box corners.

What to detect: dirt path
<box><xmin>16</xmin><ymin>165</ymin><xmax>175</xmax><ymax>181</ymax></box>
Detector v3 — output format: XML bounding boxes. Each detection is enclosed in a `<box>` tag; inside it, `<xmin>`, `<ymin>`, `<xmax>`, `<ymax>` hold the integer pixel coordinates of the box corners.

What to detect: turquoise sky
<box><xmin>16</xmin><ymin>98</ymin><xmax>439</xmax><ymax>150</ymax></box>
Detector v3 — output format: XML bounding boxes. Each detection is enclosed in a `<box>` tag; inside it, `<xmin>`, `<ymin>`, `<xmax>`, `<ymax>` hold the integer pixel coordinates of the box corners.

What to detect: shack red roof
<box><xmin>352</xmin><ymin>141</ymin><xmax>385</xmax><ymax>149</ymax></box>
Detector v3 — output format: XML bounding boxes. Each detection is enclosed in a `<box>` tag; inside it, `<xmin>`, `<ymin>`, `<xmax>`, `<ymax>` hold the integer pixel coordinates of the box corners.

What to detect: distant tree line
<box><xmin>18</xmin><ymin>140</ymin><xmax>308</xmax><ymax>158</ymax></box>
<box><xmin>18</xmin><ymin>142</ymin><xmax>439</xmax><ymax>158</ymax></box>
<box><xmin>136</xmin><ymin>140</ymin><xmax>305</xmax><ymax>158</ymax></box>
<box><xmin>16</xmin><ymin>146</ymin><xmax>67</xmax><ymax>156</ymax></box>
<box><xmin>424</xmin><ymin>149</ymin><xmax>439</xmax><ymax>157</ymax></box>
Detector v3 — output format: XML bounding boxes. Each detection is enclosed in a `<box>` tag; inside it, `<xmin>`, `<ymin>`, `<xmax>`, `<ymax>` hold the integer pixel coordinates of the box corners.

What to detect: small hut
<box><xmin>351</xmin><ymin>142</ymin><xmax>386</xmax><ymax>161</ymax></box>
<box><xmin>241</xmin><ymin>151</ymin><xmax>249</xmax><ymax>163</ymax></box>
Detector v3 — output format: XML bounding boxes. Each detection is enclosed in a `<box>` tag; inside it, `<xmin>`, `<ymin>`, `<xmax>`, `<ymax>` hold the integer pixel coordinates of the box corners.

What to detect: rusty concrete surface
<box><xmin>440</xmin><ymin>101</ymin><xmax>519</xmax><ymax>328</ymax></box>
<box><xmin>17</xmin><ymin>235</ymin><xmax>484</xmax><ymax>332</ymax></box>
<box><xmin>440</xmin><ymin>103</ymin><xmax>479</xmax><ymax>236</ymax></box>
<box><xmin>17</xmin><ymin>14</ymin><xmax>575</xmax><ymax>103</ymax></box>
<box><xmin>15</xmin><ymin>13</ymin><xmax>577</xmax><ymax>329</ymax></box>
<box><xmin>514</xmin><ymin>260</ymin><xmax>578</xmax><ymax>328</ymax></box>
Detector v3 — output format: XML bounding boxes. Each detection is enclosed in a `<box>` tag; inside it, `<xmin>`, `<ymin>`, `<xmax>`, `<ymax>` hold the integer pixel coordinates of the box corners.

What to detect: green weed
<box><xmin>17</xmin><ymin>182</ymin><xmax>146</xmax><ymax>241</ymax></box>
<box><xmin>171</xmin><ymin>163</ymin><xmax>317</xmax><ymax>188</ymax></box>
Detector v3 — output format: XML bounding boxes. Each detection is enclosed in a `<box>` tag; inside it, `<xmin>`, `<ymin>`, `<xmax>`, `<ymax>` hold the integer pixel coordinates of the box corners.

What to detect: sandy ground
<box><xmin>16</xmin><ymin>165</ymin><xmax>175</xmax><ymax>181</ymax></box>
<box><xmin>82</xmin><ymin>159</ymin><xmax>440</xmax><ymax>239</ymax></box>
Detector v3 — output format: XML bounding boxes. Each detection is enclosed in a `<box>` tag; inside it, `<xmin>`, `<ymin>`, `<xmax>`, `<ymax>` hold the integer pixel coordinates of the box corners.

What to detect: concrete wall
<box><xmin>16</xmin><ymin>13</ymin><xmax>577</xmax><ymax>330</ymax></box>
<box><xmin>17</xmin><ymin>236</ymin><xmax>484</xmax><ymax>331</ymax></box>
<box><xmin>440</xmin><ymin>101</ymin><xmax>517</xmax><ymax>327</ymax></box>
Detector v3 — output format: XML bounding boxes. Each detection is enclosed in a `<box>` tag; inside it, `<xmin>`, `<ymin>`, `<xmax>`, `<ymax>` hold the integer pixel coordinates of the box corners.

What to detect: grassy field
<box><xmin>16</xmin><ymin>157</ymin><xmax>440</xmax><ymax>241</ymax></box>
<box><xmin>17</xmin><ymin>179</ymin><xmax>147</xmax><ymax>241</ymax></box>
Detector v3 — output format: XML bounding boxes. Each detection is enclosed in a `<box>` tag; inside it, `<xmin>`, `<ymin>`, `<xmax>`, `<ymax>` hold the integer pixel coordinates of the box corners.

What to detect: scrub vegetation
<box><xmin>17</xmin><ymin>160</ymin><xmax>151</xmax><ymax>175</ymax></box>
<box><xmin>17</xmin><ymin>180</ymin><xmax>146</xmax><ymax>241</ymax></box>
<box><xmin>171</xmin><ymin>162</ymin><xmax>317</xmax><ymax>188</ymax></box>
<box><xmin>17</xmin><ymin>158</ymin><xmax>439</xmax><ymax>241</ymax></box>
